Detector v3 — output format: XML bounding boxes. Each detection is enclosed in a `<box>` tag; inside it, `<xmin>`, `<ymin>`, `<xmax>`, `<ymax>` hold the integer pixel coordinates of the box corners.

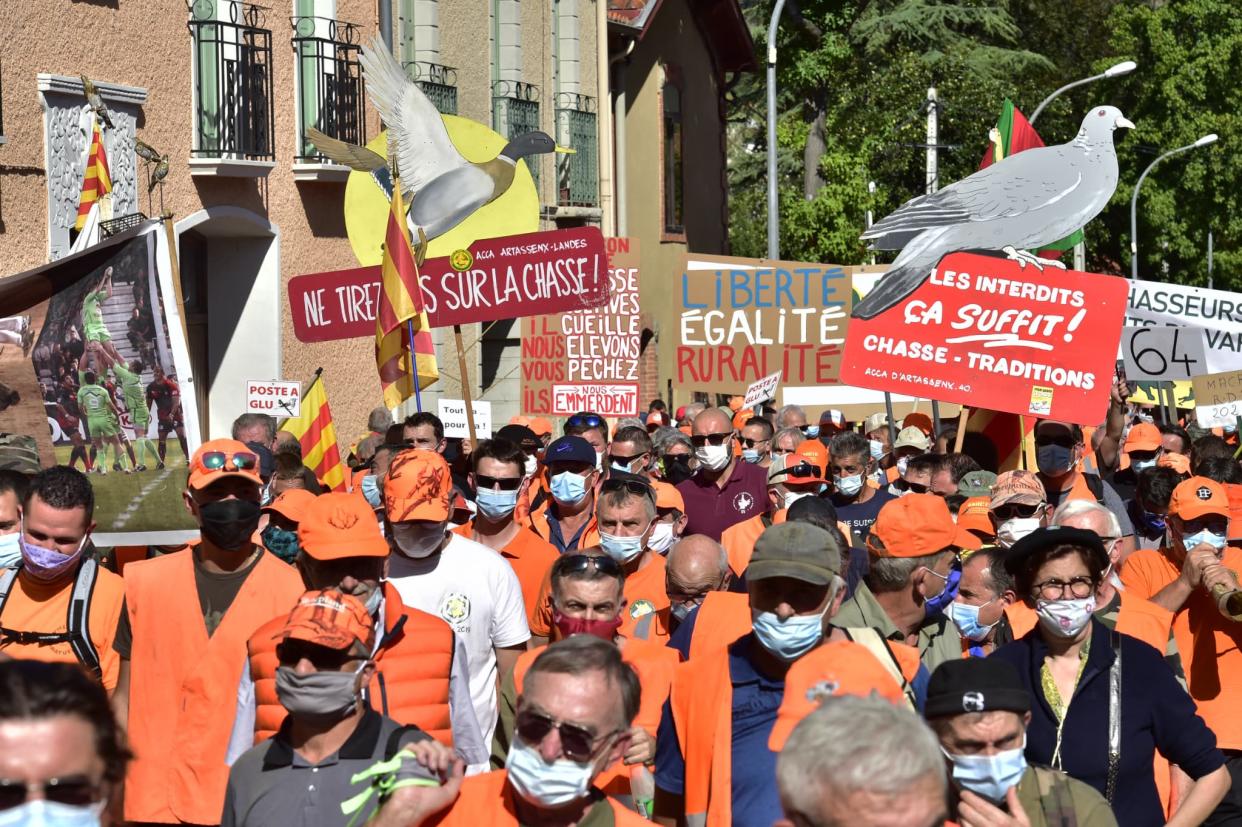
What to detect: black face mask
<box><xmin>198</xmin><ymin>498</ymin><xmax>262</xmax><ymax>551</ymax></box>
<box><xmin>663</xmin><ymin>455</ymin><xmax>694</xmax><ymax>486</ymax></box>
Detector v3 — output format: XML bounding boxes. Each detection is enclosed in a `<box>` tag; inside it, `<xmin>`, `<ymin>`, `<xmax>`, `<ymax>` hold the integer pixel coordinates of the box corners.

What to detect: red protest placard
<box><xmin>288</xmin><ymin>227</ymin><xmax>610</xmax><ymax>342</ymax></box>
<box><xmin>839</xmin><ymin>252</ymin><xmax>1128</xmax><ymax>426</ymax></box>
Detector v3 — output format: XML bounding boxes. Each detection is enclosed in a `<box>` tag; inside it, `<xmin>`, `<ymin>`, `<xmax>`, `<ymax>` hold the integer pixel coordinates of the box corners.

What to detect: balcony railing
<box><xmin>291</xmin><ymin>15</ymin><xmax>365</xmax><ymax>163</ymax></box>
<box><xmin>187</xmin><ymin>0</ymin><xmax>275</xmax><ymax>161</ymax></box>
<box><xmin>492</xmin><ymin>80</ymin><xmax>541</xmax><ymax>189</ymax></box>
<box><xmin>404</xmin><ymin>61</ymin><xmax>458</xmax><ymax>116</ymax></box>
<box><xmin>556</xmin><ymin>93</ymin><xmax>597</xmax><ymax>207</ymax></box>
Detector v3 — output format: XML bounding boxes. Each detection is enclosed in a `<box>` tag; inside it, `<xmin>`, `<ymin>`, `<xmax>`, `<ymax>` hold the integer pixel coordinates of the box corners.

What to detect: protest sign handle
<box><xmin>953</xmin><ymin>408</ymin><xmax>969</xmax><ymax>454</ymax></box>
<box><xmin>884</xmin><ymin>393</ymin><xmax>897</xmax><ymax>446</ymax></box>
<box><xmin>453</xmin><ymin>324</ymin><xmax>478</xmax><ymax>448</ymax></box>
<box><xmin>1019</xmin><ymin>416</ymin><xmax>1034</xmax><ymax>471</ymax></box>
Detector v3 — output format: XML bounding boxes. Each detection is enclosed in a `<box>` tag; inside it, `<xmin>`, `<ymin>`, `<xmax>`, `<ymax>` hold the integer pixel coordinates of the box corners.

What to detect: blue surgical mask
<box><xmin>260</xmin><ymin>524</ymin><xmax>301</xmax><ymax>564</ymax></box>
<box><xmin>742</xmin><ymin>448</ymin><xmax>763</xmax><ymax>464</ymax></box>
<box><xmin>0</xmin><ymin>533</ymin><xmax>21</xmax><ymax>569</ymax></box>
<box><xmin>610</xmin><ymin>461</ymin><xmax>634</xmax><ymax>475</ymax></box>
<box><xmin>804</xmin><ymin>425</ymin><xmax>820</xmax><ymax>438</ymax></box>
<box><xmin>922</xmin><ymin>559</ymin><xmax>961</xmax><ymax>619</ymax></box>
<box><xmin>1131</xmin><ymin>458</ymin><xmax>1157</xmax><ymax>472</ymax></box>
<box><xmin>550</xmin><ymin>471</ymin><xmax>589</xmax><ymax>506</ymax></box>
<box><xmin>365</xmin><ymin>586</ymin><xmax>384</xmax><ymax>617</ymax></box>
<box><xmin>360</xmin><ymin>474</ymin><xmax>382</xmax><ymax>509</ymax></box>
<box><xmin>835</xmin><ymin>473</ymin><xmax>864</xmax><ymax>498</ymax></box>
<box><xmin>1139</xmin><ymin>509</ymin><xmax>1167</xmax><ymax>533</ymax></box>
<box><xmin>1036</xmin><ymin>444</ymin><xmax>1073</xmax><ymax>477</ymax></box>
<box><xmin>944</xmin><ymin>742</ymin><xmax>1027</xmax><ymax>804</ymax></box>
<box><xmin>476</xmin><ymin>487</ymin><xmax>519</xmax><ymax>521</ymax></box>
<box><xmin>869</xmin><ymin>440</ymin><xmax>886</xmax><ymax>461</ymax></box>
<box><xmin>752</xmin><ymin>605</ymin><xmax>828</xmax><ymax>661</ymax></box>
<box><xmin>948</xmin><ymin>600</ymin><xmax>996</xmax><ymax>642</ymax></box>
<box><xmin>0</xmin><ymin>799</ymin><xmax>105</xmax><ymax>827</ymax></box>
<box><xmin>600</xmin><ymin>522</ymin><xmax>650</xmax><ymax>564</ymax></box>
<box><xmin>1184</xmin><ymin>529</ymin><xmax>1227</xmax><ymax>552</ymax></box>
<box><xmin>505</xmin><ymin>737</ymin><xmax>596</xmax><ymax>808</ymax></box>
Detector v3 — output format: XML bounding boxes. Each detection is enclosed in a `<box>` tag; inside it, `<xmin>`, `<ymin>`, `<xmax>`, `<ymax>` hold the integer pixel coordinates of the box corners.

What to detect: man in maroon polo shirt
<box><xmin>675</xmin><ymin>407</ymin><xmax>768</xmax><ymax>541</ymax></box>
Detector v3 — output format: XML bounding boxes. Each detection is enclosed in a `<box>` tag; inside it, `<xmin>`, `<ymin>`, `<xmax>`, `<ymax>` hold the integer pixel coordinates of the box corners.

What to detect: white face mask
<box><xmin>594</xmin><ymin>451</ymin><xmax>605</xmax><ymax>472</ymax></box>
<box><xmin>505</xmin><ymin>736</ymin><xmax>597</xmax><ymax>808</ymax></box>
<box><xmin>896</xmin><ymin>456</ymin><xmax>910</xmax><ymax>476</ymax></box>
<box><xmin>648</xmin><ymin>522</ymin><xmax>677</xmax><ymax>554</ymax></box>
<box><xmin>1036</xmin><ymin>596</ymin><xmax>1096</xmax><ymax>638</ymax></box>
<box><xmin>524</xmin><ymin>456</ymin><xmax>539</xmax><ymax>478</ymax></box>
<box><xmin>695</xmin><ymin>444</ymin><xmax>731</xmax><ymax>472</ymax></box>
<box><xmin>995</xmin><ymin>517</ymin><xmax>1041</xmax><ymax>549</ymax></box>
<box><xmin>390</xmin><ymin>521</ymin><xmax>446</xmax><ymax>559</ymax></box>
<box><xmin>783</xmin><ymin>490</ymin><xmax>812</xmax><ymax>510</ymax></box>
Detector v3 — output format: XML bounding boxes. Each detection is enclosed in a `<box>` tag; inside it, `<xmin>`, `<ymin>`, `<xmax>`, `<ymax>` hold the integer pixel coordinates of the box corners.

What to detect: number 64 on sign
<box><xmin>1121</xmin><ymin>326</ymin><xmax>1209</xmax><ymax>382</ymax></box>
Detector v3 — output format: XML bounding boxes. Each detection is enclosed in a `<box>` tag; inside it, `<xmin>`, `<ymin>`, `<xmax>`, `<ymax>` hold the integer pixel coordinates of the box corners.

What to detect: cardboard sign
<box><xmin>839</xmin><ymin>252</ymin><xmax>1128</xmax><ymax>426</ymax></box>
<box><xmin>1126</xmin><ymin>280</ymin><xmax>1242</xmax><ymax>372</ymax></box>
<box><xmin>673</xmin><ymin>254</ymin><xmax>851</xmax><ymax>395</ymax></box>
<box><xmin>288</xmin><ymin>227</ymin><xmax>610</xmax><ymax>342</ymax></box>
<box><xmin>437</xmin><ymin>399</ymin><xmax>492</xmax><ymax>439</ymax></box>
<box><xmin>246</xmin><ymin>380</ymin><xmax>302</xmax><ymax>418</ymax></box>
<box><xmin>521</xmin><ymin>238</ymin><xmax>641</xmax><ymax>417</ymax></box>
<box><xmin>743</xmin><ymin>371</ymin><xmax>782</xmax><ymax>409</ymax></box>
<box><xmin>1121</xmin><ymin>326</ymin><xmax>1210</xmax><ymax>381</ymax></box>
<box><xmin>1192</xmin><ymin>370</ymin><xmax>1242</xmax><ymax>428</ymax></box>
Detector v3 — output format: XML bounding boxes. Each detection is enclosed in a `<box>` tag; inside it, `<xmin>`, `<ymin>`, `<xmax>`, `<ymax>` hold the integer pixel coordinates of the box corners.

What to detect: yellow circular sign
<box><xmin>450</xmin><ymin>249</ymin><xmax>474</xmax><ymax>272</ymax></box>
<box><xmin>344</xmin><ymin>116</ymin><xmax>542</xmax><ymax>267</ymax></box>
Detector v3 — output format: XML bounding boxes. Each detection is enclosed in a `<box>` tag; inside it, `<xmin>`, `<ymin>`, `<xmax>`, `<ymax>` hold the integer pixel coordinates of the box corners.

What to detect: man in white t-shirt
<box><xmin>383</xmin><ymin>449</ymin><xmax>530</xmax><ymax>745</ymax></box>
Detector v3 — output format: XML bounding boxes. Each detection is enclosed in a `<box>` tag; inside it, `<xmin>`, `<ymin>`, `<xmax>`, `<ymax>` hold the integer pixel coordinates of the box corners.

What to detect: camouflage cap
<box><xmin>0</xmin><ymin>434</ymin><xmax>41</xmax><ymax>475</ymax></box>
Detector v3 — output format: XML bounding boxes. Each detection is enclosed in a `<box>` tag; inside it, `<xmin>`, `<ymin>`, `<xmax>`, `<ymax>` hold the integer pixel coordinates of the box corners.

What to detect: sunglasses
<box><xmin>601</xmin><ymin>477</ymin><xmax>655</xmax><ymax>501</ymax></box>
<box><xmin>740</xmin><ymin>437</ymin><xmax>769</xmax><ymax>449</ymax></box>
<box><xmin>475</xmin><ymin>474</ymin><xmax>522</xmax><ymax>491</ymax></box>
<box><xmin>992</xmin><ymin>503</ymin><xmax>1044</xmax><ymax>521</ymax></box>
<box><xmin>0</xmin><ymin>777</ymin><xmax>100</xmax><ymax>810</ymax></box>
<box><xmin>690</xmin><ymin>433</ymin><xmax>732</xmax><ymax>448</ymax></box>
<box><xmin>193</xmin><ymin>450</ymin><xmax>259</xmax><ymax>474</ymax></box>
<box><xmin>1035</xmin><ymin>435</ymin><xmax>1076</xmax><ymax>449</ymax></box>
<box><xmin>276</xmin><ymin>640</ymin><xmax>357</xmax><ymax>671</ymax></box>
<box><xmin>559</xmin><ymin>554</ymin><xmax>623</xmax><ymax>577</ymax></box>
<box><xmin>894</xmin><ymin>478</ymin><xmax>930</xmax><ymax>494</ymax></box>
<box><xmin>608</xmin><ymin>452</ymin><xmax>646</xmax><ymax>467</ymax></box>
<box><xmin>567</xmin><ymin>413</ymin><xmax>605</xmax><ymax>429</ymax></box>
<box><xmin>515</xmin><ymin>709</ymin><xmax>618</xmax><ymax>762</ymax></box>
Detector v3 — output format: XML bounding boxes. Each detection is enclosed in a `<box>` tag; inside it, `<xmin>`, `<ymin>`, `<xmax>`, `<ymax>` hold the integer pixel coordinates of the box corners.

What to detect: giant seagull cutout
<box><xmin>853</xmin><ymin>106</ymin><xmax>1134</xmax><ymax>320</ymax></box>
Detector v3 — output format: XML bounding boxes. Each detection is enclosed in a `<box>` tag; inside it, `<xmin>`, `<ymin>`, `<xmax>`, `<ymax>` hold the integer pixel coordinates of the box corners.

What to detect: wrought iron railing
<box><xmin>492</xmin><ymin>80</ymin><xmax>540</xmax><ymax>189</ymax></box>
<box><xmin>555</xmin><ymin>92</ymin><xmax>597</xmax><ymax>207</ymax></box>
<box><xmin>290</xmin><ymin>15</ymin><xmax>365</xmax><ymax>163</ymax></box>
<box><xmin>100</xmin><ymin>212</ymin><xmax>150</xmax><ymax>238</ymax></box>
<box><xmin>186</xmin><ymin>0</ymin><xmax>275</xmax><ymax>161</ymax></box>
<box><xmin>403</xmin><ymin>61</ymin><xmax>458</xmax><ymax>116</ymax></box>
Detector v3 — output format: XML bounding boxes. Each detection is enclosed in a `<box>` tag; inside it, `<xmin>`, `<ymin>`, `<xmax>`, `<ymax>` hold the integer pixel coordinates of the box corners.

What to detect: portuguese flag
<box><xmin>978</xmin><ymin>98</ymin><xmax>1083</xmax><ymax>253</ymax></box>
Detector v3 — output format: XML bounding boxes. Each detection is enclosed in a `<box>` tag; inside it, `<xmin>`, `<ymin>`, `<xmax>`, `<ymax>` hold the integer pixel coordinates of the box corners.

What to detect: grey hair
<box><xmin>776</xmin><ymin>404</ymin><xmax>806</xmax><ymax>428</ymax></box>
<box><xmin>866</xmin><ymin>533</ymin><xmax>952</xmax><ymax>593</ymax></box>
<box><xmin>614</xmin><ymin>417</ymin><xmax>645</xmax><ymax>433</ymax></box>
<box><xmin>652</xmin><ymin>427</ymin><xmax>693</xmax><ymax>455</ymax></box>
<box><xmin>231</xmin><ymin>412</ymin><xmax>276</xmax><ymax>443</ymax></box>
<box><xmin>1051</xmin><ymin>499</ymin><xmax>1122</xmax><ymax>539</ymax></box>
<box><xmin>778</xmin><ymin>695</ymin><xmax>945</xmax><ymax>823</ymax></box>
<box><xmin>681</xmin><ymin>402</ymin><xmax>706</xmax><ymax>421</ymax></box>
<box><xmin>773</xmin><ymin>426</ymin><xmax>804</xmax><ymax>449</ymax></box>
<box><xmin>598</xmin><ymin>486</ymin><xmax>657</xmax><ymax>522</ymax></box>
<box><xmin>367</xmin><ymin>406</ymin><xmax>393</xmax><ymax>433</ymax></box>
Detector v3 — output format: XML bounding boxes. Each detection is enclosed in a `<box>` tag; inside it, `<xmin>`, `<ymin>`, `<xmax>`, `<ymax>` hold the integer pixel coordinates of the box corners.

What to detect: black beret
<box><xmin>924</xmin><ymin>658</ymin><xmax>1031</xmax><ymax>719</ymax></box>
<box><xmin>1002</xmin><ymin>525</ymin><xmax>1108</xmax><ymax>578</ymax></box>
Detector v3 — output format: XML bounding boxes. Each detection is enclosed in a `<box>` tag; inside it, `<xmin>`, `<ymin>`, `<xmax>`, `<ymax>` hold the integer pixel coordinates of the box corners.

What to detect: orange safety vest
<box><xmin>247</xmin><ymin>581</ymin><xmax>455</xmax><ymax>746</ymax></box>
<box><xmin>123</xmin><ymin>547</ymin><xmax>304</xmax><ymax>824</ymax></box>
<box><xmin>687</xmin><ymin>591</ymin><xmax>753</xmax><ymax>661</ymax></box>
<box><xmin>512</xmin><ymin>637</ymin><xmax>677</xmax><ymax>796</ymax></box>
<box><xmin>428</xmin><ymin>768</ymin><xmax>651</xmax><ymax>826</ymax></box>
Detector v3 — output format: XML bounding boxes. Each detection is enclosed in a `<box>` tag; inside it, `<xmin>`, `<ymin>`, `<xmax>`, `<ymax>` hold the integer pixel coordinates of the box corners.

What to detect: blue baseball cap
<box><xmin>545</xmin><ymin>435</ymin><xmax>596</xmax><ymax>467</ymax></box>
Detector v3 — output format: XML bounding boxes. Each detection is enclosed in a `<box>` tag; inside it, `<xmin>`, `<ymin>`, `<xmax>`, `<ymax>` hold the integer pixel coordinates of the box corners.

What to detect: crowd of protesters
<box><xmin>0</xmin><ymin>376</ymin><xmax>1241</xmax><ymax>827</ymax></box>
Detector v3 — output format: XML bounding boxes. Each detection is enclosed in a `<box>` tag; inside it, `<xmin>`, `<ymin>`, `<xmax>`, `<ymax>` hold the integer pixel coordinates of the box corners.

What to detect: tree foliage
<box><xmin>729</xmin><ymin>0</ymin><xmax>1238</xmax><ymax>291</ymax></box>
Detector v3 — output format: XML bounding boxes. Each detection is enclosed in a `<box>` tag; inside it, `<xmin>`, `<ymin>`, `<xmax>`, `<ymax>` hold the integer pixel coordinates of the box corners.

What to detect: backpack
<box><xmin>0</xmin><ymin>559</ymin><xmax>102</xmax><ymax>678</ymax></box>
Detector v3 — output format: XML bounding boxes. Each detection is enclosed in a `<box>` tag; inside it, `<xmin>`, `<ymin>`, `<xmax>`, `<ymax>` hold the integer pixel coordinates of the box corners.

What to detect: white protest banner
<box><xmin>1120</xmin><ymin>326</ymin><xmax>1209</xmax><ymax>382</ymax></box>
<box><xmin>1192</xmin><ymin>370</ymin><xmax>1242</xmax><ymax>429</ymax></box>
<box><xmin>743</xmin><ymin>371</ymin><xmax>782</xmax><ymax>409</ymax></box>
<box><xmin>246</xmin><ymin>380</ymin><xmax>302</xmax><ymax>417</ymax></box>
<box><xmin>437</xmin><ymin>399</ymin><xmax>492</xmax><ymax>439</ymax></box>
<box><xmin>1126</xmin><ymin>280</ymin><xmax>1242</xmax><ymax>368</ymax></box>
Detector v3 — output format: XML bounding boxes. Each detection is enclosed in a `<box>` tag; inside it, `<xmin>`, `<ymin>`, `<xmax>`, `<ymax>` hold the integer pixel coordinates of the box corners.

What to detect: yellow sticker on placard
<box><xmin>1029</xmin><ymin>386</ymin><xmax>1053</xmax><ymax>416</ymax></box>
<box><xmin>1128</xmin><ymin>380</ymin><xmax>1196</xmax><ymax>409</ymax></box>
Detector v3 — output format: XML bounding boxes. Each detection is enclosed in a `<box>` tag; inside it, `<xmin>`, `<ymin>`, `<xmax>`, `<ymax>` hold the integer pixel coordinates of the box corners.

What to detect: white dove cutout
<box><xmin>853</xmin><ymin>106</ymin><xmax>1134</xmax><ymax>320</ymax></box>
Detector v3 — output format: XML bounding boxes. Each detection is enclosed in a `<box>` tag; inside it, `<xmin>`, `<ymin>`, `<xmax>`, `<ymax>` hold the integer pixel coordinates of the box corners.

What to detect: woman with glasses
<box><xmin>991</xmin><ymin>526</ymin><xmax>1229</xmax><ymax>827</ymax></box>
<box><xmin>0</xmin><ymin>660</ymin><xmax>131</xmax><ymax>825</ymax></box>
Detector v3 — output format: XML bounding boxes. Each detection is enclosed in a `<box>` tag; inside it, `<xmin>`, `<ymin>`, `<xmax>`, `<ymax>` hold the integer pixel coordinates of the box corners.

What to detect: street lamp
<box><xmin>766</xmin><ymin>0</ymin><xmax>788</xmax><ymax>260</ymax></box>
<box><xmin>1030</xmin><ymin>60</ymin><xmax>1137</xmax><ymax>125</ymax></box>
<box><xmin>1130</xmin><ymin>133</ymin><xmax>1218</xmax><ymax>280</ymax></box>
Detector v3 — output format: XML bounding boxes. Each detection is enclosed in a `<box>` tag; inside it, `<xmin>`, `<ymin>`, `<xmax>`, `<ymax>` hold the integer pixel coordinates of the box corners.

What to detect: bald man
<box><xmin>665</xmin><ymin>535</ymin><xmax>733</xmax><ymax>635</ymax></box>
<box><xmin>675</xmin><ymin>409</ymin><xmax>769</xmax><ymax>542</ymax></box>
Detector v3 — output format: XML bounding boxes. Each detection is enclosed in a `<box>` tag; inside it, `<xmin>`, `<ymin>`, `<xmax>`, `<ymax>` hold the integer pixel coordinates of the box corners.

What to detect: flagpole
<box><xmin>407</xmin><ymin>318</ymin><xmax>423</xmax><ymax>412</ymax></box>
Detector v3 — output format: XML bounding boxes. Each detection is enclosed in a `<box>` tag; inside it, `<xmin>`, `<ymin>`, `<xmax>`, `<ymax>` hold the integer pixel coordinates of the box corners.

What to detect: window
<box><xmin>291</xmin><ymin>2</ymin><xmax>365</xmax><ymax>163</ymax></box>
<box><xmin>661</xmin><ymin>65</ymin><xmax>685</xmax><ymax>237</ymax></box>
<box><xmin>187</xmin><ymin>0</ymin><xmax>274</xmax><ymax>161</ymax></box>
<box><xmin>555</xmin><ymin>94</ymin><xmax>596</xmax><ymax>206</ymax></box>
<box><xmin>399</xmin><ymin>0</ymin><xmax>457</xmax><ymax>115</ymax></box>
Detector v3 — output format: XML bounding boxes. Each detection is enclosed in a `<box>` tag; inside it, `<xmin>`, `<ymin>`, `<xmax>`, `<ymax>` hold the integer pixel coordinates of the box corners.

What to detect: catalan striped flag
<box><xmin>375</xmin><ymin>178</ymin><xmax>438</xmax><ymax>408</ymax></box>
<box><xmin>279</xmin><ymin>372</ymin><xmax>347</xmax><ymax>492</ymax></box>
<box><xmin>74</xmin><ymin>116</ymin><xmax>112</xmax><ymax>232</ymax></box>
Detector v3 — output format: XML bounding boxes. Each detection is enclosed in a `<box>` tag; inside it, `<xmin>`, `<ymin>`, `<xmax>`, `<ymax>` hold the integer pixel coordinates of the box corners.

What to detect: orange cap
<box><xmin>1124</xmin><ymin>423</ymin><xmax>1162</xmax><ymax>453</ymax></box>
<box><xmin>868</xmin><ymin>494</ymin><xmax>981</xmax><ymax>557</ymax></box>
<box><xmin>509</xmin><ymin>415</ymin><xmax>532</xmax><ymax>427</ymax></box>
<box><xmin>902</xmin><ymin>413</ymin><xmax>934</xmax><ymax>436</ymax></box>
<box><xmin>1158</xmin><ymin>452</ymin><xmax>1190</xmax><ymax>475</ymax></box>
<box><xmin>795</xmin><ymin>440</ymin><xmax>828</xmax><ymax>476</ymax></box>
<box><xmin>529</xmin><ymin>417</ymin><xmax>554</xmax><ymax>437</ymax></box>
<box><xmin>1226</xmin><ymin>483</ymin><xmax>1242</xmax><ymax>541</ymax></box>
<box><xmin>383</xmin><ymin>449</ymin><xmax>453</xmax><ymax>522</ymax></box>
<box><xmin>652</xmin><ymin>481</ymin><xmax>685</xmax><ymax>512</ymax></box>
<box><xmin>298</xmin><ymin>492</ymin><xmax>389</xmax><ymax>559</ymax></box>
<box><xmin>767</xmin><ymin>641</ymin><xmax>906</xmax><ymax>750</ymax></box>
<box><xmin>957</xmin><ymin>496</ymin><xmax>994</xmax><ymax>538</ymax></box>
<box><xmin>990</xmin><ymin>470</ymin><xmax>1046</xmax><ymax>508</ymax></box>
<box><xmin>1170</xmin><ymin>476</ymin><xmax>1230</xmax><ymax>521</ymax></box>
<box><xmin>187</xmin><ymin>438</ymin><xmax>263</xmax><ymax>491</ymax></box>
<box><xmin>262</xmin><ymin>488</ymin><xmax>317</xmax><ymax>523</ymax></box>
<box><xmin>275</xmin><ymin>589</ymin><xmax>375</xmax><ymax>652</ymax></box>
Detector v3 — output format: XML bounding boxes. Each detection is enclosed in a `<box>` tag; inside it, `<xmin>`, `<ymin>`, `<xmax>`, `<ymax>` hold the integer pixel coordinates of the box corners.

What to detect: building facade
<box><xmin>0</xmin><ymin>0</ymin><xmax>749</xmax><ymax>442</ymax></box>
